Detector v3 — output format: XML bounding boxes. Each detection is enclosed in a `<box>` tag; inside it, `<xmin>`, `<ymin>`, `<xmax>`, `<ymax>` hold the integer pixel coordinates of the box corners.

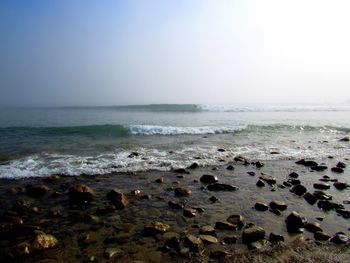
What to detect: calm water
<box><xmin>0</xmin><ymin>104</ymin><xmax>349</xmax><ymax>178</ymax></box>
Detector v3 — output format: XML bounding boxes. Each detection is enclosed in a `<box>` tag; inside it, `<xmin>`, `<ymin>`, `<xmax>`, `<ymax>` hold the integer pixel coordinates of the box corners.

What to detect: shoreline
<box><xmin>0</xmin><ymin>156</ymin><xmax>349</xmax><ymax>262</ymax></box>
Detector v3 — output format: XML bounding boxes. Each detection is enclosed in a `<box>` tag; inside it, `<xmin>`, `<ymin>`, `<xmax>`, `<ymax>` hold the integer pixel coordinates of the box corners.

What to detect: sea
<box><xmin>0</xmin><ymin>104</ymin><xmax>349</xmax><ymax>179</ymax></box>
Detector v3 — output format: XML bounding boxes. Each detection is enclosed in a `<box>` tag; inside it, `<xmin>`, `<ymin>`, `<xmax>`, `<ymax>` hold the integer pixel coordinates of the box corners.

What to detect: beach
<box><xmin>0</xmin><ymin>149</ymin><xmax>349</xmax><ymax>262</ymax></box>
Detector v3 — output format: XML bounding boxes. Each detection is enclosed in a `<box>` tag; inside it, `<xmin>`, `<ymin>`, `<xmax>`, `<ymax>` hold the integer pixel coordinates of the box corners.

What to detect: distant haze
<box><xmin>0</xmin><ymin>0</ymin><xmax>349</xmax><ymax>107</ymax></box>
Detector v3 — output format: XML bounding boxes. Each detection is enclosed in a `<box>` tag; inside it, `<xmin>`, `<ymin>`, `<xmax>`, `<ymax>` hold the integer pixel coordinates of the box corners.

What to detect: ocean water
<box><xmin>0</xmin><ymin>104</ymin><xmax>349</xmax><ymax>178</ymax></box>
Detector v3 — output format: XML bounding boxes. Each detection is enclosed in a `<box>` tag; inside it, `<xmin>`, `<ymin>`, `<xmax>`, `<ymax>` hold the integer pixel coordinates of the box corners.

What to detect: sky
<box><xmin>0</xmin><ymin>0</ymin><xmax>350</xmax><ymax>106</ymax></box>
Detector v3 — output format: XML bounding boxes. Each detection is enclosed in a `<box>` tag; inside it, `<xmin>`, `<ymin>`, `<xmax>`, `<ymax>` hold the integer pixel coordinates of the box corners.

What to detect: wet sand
<box><xmin>0</xmin><ymin>155</ymin><xmax>349</xmax><ymax>262</ymax></box>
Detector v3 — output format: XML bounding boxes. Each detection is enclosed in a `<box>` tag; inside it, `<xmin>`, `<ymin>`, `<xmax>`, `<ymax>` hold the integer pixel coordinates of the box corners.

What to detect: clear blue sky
<box><xmin>1</xmin><ymin>0</ymin><xmax>349</xmax><ymax>106</ymax></box>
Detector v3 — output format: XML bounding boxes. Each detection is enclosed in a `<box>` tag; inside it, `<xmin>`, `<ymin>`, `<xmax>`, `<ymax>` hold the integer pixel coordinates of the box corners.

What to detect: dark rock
<box><xmin>106</xmin><ymin>189</ymin><xmax>128</xmax><ymax>209</ymax></box>
<box><xmin>217</xmin><ymin>148</ymin><xmax>226</xmax><ymax>152</ymax></box>
<box><xmin>269</xmin><ymin>201</ymin><xmax>287</xmax><ymax>211</ymax></box>
<box><xmin>184</xmin><ymin>234</ymin><xmax>202</xmax><ymax>252</ymax></box>
<box><xmin>313</xmin><ymin>191</ymin><xmax>332</xmax><ymax>200</ymax></box>
<box><xmin>210</xmin><ymin>249</ymin><xmax>229</xmax><ymax>259</ymax></box>
<box><xmin>270</xmin><ymin>151</ymin><xmax>280</xmax><ymax>154</ymax></box>
<box><xmin>288</xmin><ymin>178</ymin><xmax>301</xmax><ymax>185</ymax></box>
<box><xmin>339</xmin><ymin>137</ymin><xmax>349</xmax><ymax>142</ymax></box>
<box><xmin>242</xmin><ymin>226</ymin><xmax>265</xmax><ymax>244</ymax></box>
<box><xmin>226</xmin><ymin>165</ymin><xmax>234</xmax><ymax>171</ymax></box>
<box><xmin>227</xmin><ymin>214</ymin><xmax>245</xmax><ymax>228</ymax></box>
<box><xmin>269</xmin><ymin>209</ymin><xmax>281</xmax><ymax>216</ymax></box>
<box><xmin>200</xmin><ymin>174</ymin><xmax>218</xmax><ymax>184</ymax></box>
<box><xmin>183</xmin><ymin>208</ymin><xmax>196</xmax><ymax>218</ymax></box>
<box><xmin>69</xmin><ymin>184</ymin><xmax>95</xmax><ymax>203</ymax></box>
<box><xmin>259</xmin><ymin>175</ymin><xmax>276</xmax><ymax>185</ymax></box>
<box><xmin>285</xmin><ymin>211</ymin><xmax>307</xmax><ymax>233</ymax></box>
<box><xmin>96</xmin><ymin>205</ymin><xmax>116</xmax><ymax>215</ymax></box>
<box><xmin>174</xmin><ymin>187</ymin><xmax>191</xmax><ymax>197</ymax></box>
<box><xmin>256</xmin><ymin>180</ymin><xmax>265</xmax><ymax>187</ymax></box>
<box><xmin>155</xmin><ymin>177</ymin><xmax>163</xmax><ymax>183</ymax></box>
<box><xmin>311</xmin><ymin>165</ymin><xmax>328</xmax><ymax>171</ymax></box>
<box><xmin>188</xmin><ymin>162</ymin><xmax>199</xmax><ymax>169</ymax></box>
<box><xmin>317</xmin><ymin>200</ymin><xmax>343</xmax><ymax>211</ymax></box>
<box><xmin>336</xmin><ymin>209</ymin><xmax>350</xmax><ymax>219</ymax></box>
<box><xmin>330</xmin><ymin>232</ymin><xmax>348</xmax><ymax>244</ymax></box>
<box><xmin>247</xmin><ymin>171</ymin><xmax>255</xmax><ymax>176</ymax></box>
<box><xmin>295</xmin><ymin>159</ymin><xmax>306</xmax><ymax>165</ymax></box>
<box><xmin>144</xmin><ymin>221</ymin><xmax>170</xmax><ymax>235</ymax></box>
<box><xmin>314</xmin><ymin>231</ymin><xmax>331</xmax><ymax>241</ymax></box>
<box><xmin>255</xmin><ymin>202</ymin><xmax>268</xmax><ymax>211</ymax></box>
<box><xmin>222</xmin><ymin>236</ymin><xmax>237</xmax><ymax>244</ymax></box>
<box><xmin>334</xmin><ymin>182</ymin><xmax>349</xmax><ymax>190</ymax></box>
<box><xmin>305</xmin><ymin>222</ymin><xmax>322</xmax><ymax>233</ymax></box>
<box><xmin>207</xmin><ymin>183</ymin><xmax>238</xmax><ymax>191</ymax></box>
<box><xmin>214</xmin><ymin>221</ymin><xmax>237</xmax><ymax>230</ymax></box>
<box><xmin>43</xmin><ymin>175</ymin><xmax>60</xmax><ymax>183</ymax></box>
<box><xmin>255</xmin><ymin>161</ymin><xmax>264</xmax><ymax>168</ymax></box>
<box><xmin>168</xmin><ymin>200</ymin><xmax>183</xmax><ymax>209</ymax></box>
<box><xmin>199</xmin><ymin>226</ymin><xmax>215</xmax><ymax>235</ymax></box>
<box><xmin>283</xmin><ymin>181</ymin><xmax>292</xmax><ymax>187</ymax></box>
<box><xmin>291</xmin><ymin>184</ymin><xmax>307</xmax><ymax>196</ymax></box>
<box><xmin>234</xmin><ymin>155</ymin><xmax>249</xmax><ymax>163</ymax></box>
<box><xmin>303</xmin><ymin>192</ymin><xmax>317</xmax><ymax>205</ymax></box>
<box><xmin>313</xmin><ymin>183</ymin><xmax>330</xmax><ymax>190</ymax></box>
<box><xmin>331</xmin><ymin>167</ymin><xmax>344</xmax><ymax>173</ymax></box>
<box><xmin>173</xmin><ymin>168</ymin><xmax>188</xmax><ymax>174</ymax></box>
<box><xmin>209</xmin><ymin>196</ymin><xmax>219</xmax><ymax>203</ymax></box>
<box><xmin>269</xmin><ymin>233</ymin><xmax>284</xmax><ymax>243</ymax></box>
<box><xmin>336</xmin><ymin>162</ymin><xmax>346</xmax><ymax>169</ymax></box>
<box><xmin>289</xmin><ymin>172</ymin><xmax>299</xmax><ymax>178</ymax></box>
<box><xmin>128</xmin><ymin>152</ymin><xmax>139</xmax><ymax>158</ymax></box>
<box><xmin>304</xmin><ymin>161</ymin><xmax>318</xmax><ymax>167</ymax></box>
<box><xmin>26</xmin><ymin>185</ymin><xmax>49</xmax><ymax>198</ymax></box>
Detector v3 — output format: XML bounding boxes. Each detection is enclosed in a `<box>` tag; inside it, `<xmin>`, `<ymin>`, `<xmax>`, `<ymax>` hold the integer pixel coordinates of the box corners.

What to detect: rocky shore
<box><xmin>0</xmin><ymin>148</ymin><xmax>350</xmax><ymax>262</ymax></box>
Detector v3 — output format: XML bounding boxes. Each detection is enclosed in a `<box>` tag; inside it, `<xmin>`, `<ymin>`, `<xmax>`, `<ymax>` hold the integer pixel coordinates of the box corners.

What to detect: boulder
<box><xmin>106</xmin><ymin>189</ymin><xmax>128</xmax><ymax>209</ymax></box>
<box><xmin>242</xmin><ymin>226</ymin><xmax>265</xmax><ymax>244</ymax></box>
<box><xmin>285</xmin><ymin>211</ymin><xmax>307</xmax><ymax>233</ymax></box>
<box><xmin>69</xmin><ymin>184</ymin><xmax>95</xmax><ymax>203</ymax></box>
<box><xmin>200</xmin><ymin>174</ymin><xmax>218</xmax><ymax>184</ymax></box>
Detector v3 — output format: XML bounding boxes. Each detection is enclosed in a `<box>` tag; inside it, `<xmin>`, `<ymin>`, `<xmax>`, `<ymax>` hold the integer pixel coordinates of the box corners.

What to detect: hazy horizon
<box><xmin>1</xmin><ymin>0</ymin><xmax>350</xmax><ymax>107</ymax></box>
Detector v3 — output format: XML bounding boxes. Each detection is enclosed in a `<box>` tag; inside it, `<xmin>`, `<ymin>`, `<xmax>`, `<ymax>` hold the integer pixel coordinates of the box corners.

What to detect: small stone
<box><xmin>131</xmin><ymin>189</ymin><xmax>141</xmax><ymax>196</ymax></box>
<box><xmin>173</xmin><ymin>168</ymin><xmax>188</xmax><ymax>174</ymax></box>
<box><xmin>259</xmin><ymin>176</ymin><xmax>276</xmax><ymax>185</ymax></box>
<box><xmin>214</xmin><ymin>221</ymin><xmax>237</xmax><ymax>230</ymax></box>
<box><xmin>255</xmin><ymin>202</ymin><xmax>268</xmax><ymax>211</ymax></box>
<box><xmin>305</xmin><ymin>222</ymin><xmax>323</xmax><ymax>233</ymax></box>
<box><xmin>256</xmin><ymin>180</ymin><xmax>265</xmax><ymax>187</ymax></box>
<box><xmin>226</xmin><ymin>165</ymin><xmax>234</xmax><ymax>171</ymax></box>
<box><xmin>227</xmin><ymin>214</ymin><xmax>245</xmax><ymax>228</ymax></box>
<box><xmin>283</xmin><ymin>181</ymin><xmax>292</xmax><ymax>187</ymax></box>
<box><xmin>200</xmin><ymin>174</ymin><xmax>218</xmax><ymax>184</ymax></box>
<box><xmin>331</xmin><ymin>167</ymin><xmax>344</xmax><ymax>173</ymax></box>
<box><xmin>155</xmin><ymin>177</ymin><xmax>163</xmax><ymax>183</ymax></box>
<box><xmin>199</xmin><ymin>226</ymin><xmax>215</xmax><ymax>235</ymax></box>
<box><xmin>314</xmin><ymin>231</ymin><xmax>331</xmax><ymax>241</ymax></box>
<box><xmin>174</xmin><ymin>187</ymin><xmax>191</xmax><ymax>197</ymax></box>
<box><xmin>200</xmin><ymin>235</ymin><xmax>218</xmax><ymax>244</ymax></box>
<box><xmin>104</xmin><ymin>247</ymin><xmax>122</xmax><ymax>259</ymax></box>
<box><xmin>209</xmin><ymin>196</ymin><xmax>219</xmax><ymax>203</ymax></box>
<box><xmin>128</xmin><ymin>152</ymin><xmax>139</xmax><ymax>158</ymax></box>
<box><xmin>247</xmin><ymin>171</ymin><xmax>255</xmax><ymax>176</ymax></box>
<box><xmin>207</xmin><ymin>183</ymin><xmax>238</xmax><ymax>191</ymax></box>
<box><xmin>269</xmin><ymin>201</ymin><xmax>287</xmax><ymax>211</ymax></box>
<box><xmin>334</xmin><ymin>182</ymin><xmax>348</xmax><ymax>190</ymax></box>
<box><xmin>144</xmin><ymin>221</ymin><xmax>170</xmax><ymax>235</ymax></box>
<box><xmin>285</xmin><ymin>211</ymin><xmax>307</xmax><ymax>233</ymax></box>
<box><xmin>313</xmin><ymin>183</ymin><xmax>330</xmax><ymax>190</ymax></box>
<box><xmin>288</xmin><ymin>178</ymin><xmax>301</xmax><ymax>185</ymax></box>
<box><xmin>269</xmin><ymin>233</ymin><xmax>284</xmax><ymax>243</ymax></box>
<box><xmin>289</xmin><ymin>172</ymin><xmax>299</xmax><ymax>178</ymax></box>
<box><xmin>242</xmin><ymin>226</ymin><xmax>265</xmax><ymax>244</ymax></box>
<box><xmin>69</xmin><ymin>184</ymin><xmax>95</xmax><ymax>203</ymax></box>
<box><xmin>107</xmin><ymin>189</ymin><xmax>128</xmax><ymax>209</ymax></box>
<box><xmin>168</xmin><ymin>200</ymin><xmax>183</xmax><ymax>209</ymax></box>
<box><xmin>336</xmin><ymin>162</ymin><xmax>346</xmax><ymax>169</ymax></box>
<box><xmin>304</xmin><ymin>160</ymin><xmax>318</xmax><ymax>167</ymax></box>
<box><xmin>339</xmin><ymin>137</ymin><xmax>349</xmax><ymax>142</ymax></box>
<box><xmin>223</xmin><ymin>235</ymin><xmax>237</xmax><ymax>244</ymax></box>
<box><xmin>183</xmin><ymin>208</ymin><xmax>196</xmax><ymax>218</ymax></box>
<box><xmin>269</xmin><ymin>209</ymin><xmax>281</xmax><ymax>216</ymax></box>
<box><xmin>255</xmin><ymin>161</ymin><xmax>264</xmax><ymax>168</ymax></box>
<box><xmin>313</xmin><ymin>191</ymin><xmax>332</xmax><ymax>200</ymax></box>
<box><xmin>303</xmin><ymin>192</ymin><xmax>317</xmax><ymax>205</ymax></box>
<box><xmin>291</xmin><ymin>184</ymin><xmax>307</xmax><ymax>196</ymax></box>
<box><xmin>188</xmin><ymin>162</ymin><xmax>199</xmax><ymax>169</ymax></box>
<box><xmin>330</xmin><ymin>232</ymin><xmax>348</xmax><ymax>244</ymax></box>
<box><xmin>184</xmin><ymin>235</ymin><xmax>202</xmax><ymax>252</ymax></box>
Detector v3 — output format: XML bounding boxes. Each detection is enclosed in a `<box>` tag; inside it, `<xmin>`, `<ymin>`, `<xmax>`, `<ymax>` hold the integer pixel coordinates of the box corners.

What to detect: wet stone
<box><xmin>289</xmin><ymin>172</ymin><xmax>299</xmax><ymax>178</ymax></box>
<box><xmin>288</xmin><ymin>179</ymin><xmax>301</xmax><ymax>185</ymax></box>
<box><xmin>331</xmin><ymin>167</ymin><xmax>344</xmax><ymax>173</ymax></box>
<box><xmin>313</xmin><ymin>191</ymin><xmax>332</xmax><ymax>200</ymax></box>
<box><xmin>255</xmin><ymin>202</ymin><xmax>268</xmax><ymax>211</ymax></box>
<box><xmin>330</xmin><ymin>232</ymin><xmax>348</xmax><ymax>244</ymax></box>
<box><xmin>174</xmin><ymin>187</ymin><xmax>191</xmax><ymax>197</ymax></box>
<box><xmin>285</xmin><ymin>211</ymin><xmax>307</xmax><ymax>233</ymax></box>
<box><xmin>305</xmin><ymin>222</ymin><xmax>323</xmax><ymax>233</ymax></box>
<box><xmin>207</xmin><ymin>183</ymin><xmax>238</xmax><ymax>191</ymax></box>
<box><xmin>214</xmin><ymin>221</ymin><xmax>237</xmax><ymax>230</ymax></box>
<box><xmin>269</xmin><ymin>209</ymin><xmax>281</xmax><ymax>216</ymax></box>
<box><xmin>255</xmin><ymin>161</ymin><xmax>264</xmax><ymax>168</ymax></box>
<box><xmin>144</xmin><ymin>221</ymin><xmax>170</xmax><ymax>235</ymax></box>
<box><xmin>283</xmin><ymin>181</ymin><xmax>292</xmax><ymax>187</ymax></box>
<box><xmin>259</xmin><ymin>176</ymin><xmax>276</xmax><ymax>185</ymax></box>
<box><xmin>334</xmin><ymin>182</ymin><xmax>349</xmax><ymax>190</ymax></box>
<box><xmin>269</xmin><ymin>233</ymin><xmax>284</xmax><ymax>243</ymax></box>
<box><xmin>226</xmin><ymin>165</ymin><xmax>234</xmax><ymax>170</ymax></box>
<box><xmin>291</xmin><ymin>184</ymin><xmax>307</xmax><ymax>196</ymax></box>
<box><xmin>256</xmin><ymin>180</ymin><xmax>265</xmax><ymax>187</ymax></box>
<box><xmin>303</xmin><ymin>192</ymin><xmax>317</xmax><ymax>205</ymax></box>
<box><xmin>200</xmin><ymin>174</ymin><xmax>218</xmax><ymax>184</ymax></box>
<box><xmin>26</xmin><ymin>185</ymin><xmax>50</xmax><ymax>198</ymax></box>
<box><xmin>223</xmin><ymin>235</ymin><xmax>237</xmax><ymax>244</ymax></box>
<box><xmin>168</xmin><ymin>200</ymin><xmax>183</xmax><ymax>209</ymax></box>
<box><xmin>69</xmin><ymin>184</ymin><xmax>95</xmax><ymax>203</ymax></box>
<box><xmin>227</xmin><ymin>214</ymin><xmax>245</xmax><ymax>228</ymax></box>
<box><xmin>314</xmin><ymin>231</ymin><xmax>331</xmax><ymax>241</ymax></box>
<box><xmin>188</xmin><ymin>162</ymin><xmax>199</xmax><ymax>169</ymax></box>
<box><xmin>336</xmin><ymin>162</ymin><xmax>346</xmax><ymax>169</ymax></box>
<box><xmin>209</xmin><ymin>195</ymin><xmax>219</xmax><ymax>203</ymax></box>
<box><xmin>199</xmin><ymin>226</ymin><xmax>215</xmax><ymax>235</ymax></box>
<box><xmin>242</xmin><ymin>226</ymin><xmax>266</xmax><ymax>244</ymax></box>
<box><xmin>184</xmin><ymin>234</ymin><xmax>202</xmax><ymax>252</ymax></box>
<box><xmin>200</xmin><ymin>235</ymin><xmax>218</xmax><ymax>244</ymax></box>
<box><xmin>183</xmin><ymin>208</ymin><xmax>196</xmax><ymax>218</ymax></box>
<box><xmin>339</xmin><ymin>137</ymin><xmax>349</xmax><ymax>142</ymax></box>
<box><xmin>155</xmin><ymin>177</ymin><xmax>163</xmax><ymax>183</ymax></box>
<box><xmin>96</xmin><ymin>205</ymin><xmax>116</xmax><ymax>215</ymax></box>
<box><xmin>269</xmin><ymin>201</ymin><xmax>287</xmax><ymax>211</ymax></box>
<box><xmin>247</xmin><ymin>171</ymin><xmax>255</xmax><ymax>176</ymax></box>
<box><xmin>313</xmin><ymin>183</ymin><xmax>330</xmax><ymax>190</ymax></box>
<box><xmin>43</xmin><ymin>175</ymin><xmax>60</xmax><ymax>183</ymax></box>
<box><xmin>107</xmin><ymin>189</ymin><xmax>128</xmax><ymax>209</ymax></box>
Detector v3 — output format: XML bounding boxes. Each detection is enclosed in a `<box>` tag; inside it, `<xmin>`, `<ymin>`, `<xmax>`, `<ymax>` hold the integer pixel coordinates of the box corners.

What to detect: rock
<box><xmin>174</xmin><ymin>187</ymin><xmax>191</xmax><ymax>197</ymax></box>
<box><xmin>304</xmin><ymin>161</ymin><xmax>318</xmax><ymax>167</ymax></box>
<box><xmin>256</xmin><ymin>180</ymin><xmax>265</xmax><ymax>187</ymax></box>
<box><xmin>200</xmin><ymin>235</ymin><xmax>218</xmax><ymax>244</ymax></box>
<box><xmin>259</xmin><ymin>176</ymin><xmax>276</xmax><ymax>185</ymax></box>
<box><xmin>128</xmin><ymin>152</ymin><xmax>139</xmax><ymax>158</ymax></box>
<box><xmin>131</xmin><ymin>189</ymin><xmax>142</xmax><ymax>196</ymax></box>
<box><xmin>168</xmin><ymin>200</ymin><xmax>183</xmax><ymax>209</ymax></box>
<box><xmin>155</xmin><ymin>177</ymin><xmax>163</xmax><ymax>183</ymax></box>
<box><xmin>247</xmin><ymin>171</ymin><xmax>255</xmax><ymax>176</ymax></box>
<box><xmin>69</xmin><ymin>184</ymin><xmax>95</xmax><ymax>203</ymax></box>
<box><xmin>334</xmin><ymin>182</ymin><xmax>349</xmax><ymax>190</ymax></box>
<box><xmin>218</xmin><ymin>148</ymin><xmax>226</xmax><ymax>152</ymax></box>
<box><xmin>255</xmin><ymin>202</ymin><xmax>268</xmax><ymax>211</ymax></box>
<box><xmin>207</xmin><ymin>183</ymin><xmax>238</xmax><ymax>191</ymax></box>
<box><xmin>339</xmin><ymin>137</ymin><xmax>349</xmax><ymax>142</ymax></box>
<box><xmin>305</xmin><ymin>222</ymin><xmax>323</xmax><ymax>233</ymax></box>
<box><xmin>313</xmin><ymin>183</ymin><xmax>330</xmax><ymax>190</ymax></box>
<box><xmin>269</xmin><ymin>233</ymin><xmax>284</xmax><ymax>243</ymax></box>
<box><xmin>96</xmin><ymin>205</ymin><xmax>116</xmax><ymax>215</ymax></box>
<box><xmin>104</xmin><ymin>247</ymin><xmax>122</xmax><ymax>259</ymax></box>
<box><xmin>200</xmin><ymin>174</ymin><xmax>218</xmax><ymax>184</ymax></box>
<box><xmin>188</xmin><ymin>162</ymin><xmax>199</xmax><ymax>169</ymax></box>
<box><xmin>199</xmin><ymin>226</ymin><xmax>215</xmax><ymax>235</ymax></box>
<box><xmin>26</xmin><ymin>185</ymin><xmax>50</xmax><ymax>198</ymax></box>
<box><xmin>144</xmin><ymin>221</ymin><xmax>170</xmax><ymax>235</ymax></box>
<box><xmin>269</xmin><ymin>209</ymin><xmax>281</xmax><ymax>216</ymax></box>
<box><xmin>291</xmin><ymin>184</ymin><xmax>307</xmax><ymax>196</ymax></box>
<box><xmin>209</xmin><ymin>196</ymin><xmax>219</xmax><ymax>203</ymax></box>
<box><xmin>303</xmin><ymin>192</ymin><xmax>317</xmax><ymax>205</ymax></box>
<box><xmin>32</xmin><ymin>232</ymin><xmax>58</xmax><ymax>251</ymax></box>
<box><xmin>337</xmin><ymin>162</ymin><xmax>346</xmax><ymax>168</ymax></box>
<box><xmin>106</xmin><ymin>189</ymin><xmax>128</xmax><ymax>209</ymax></box>
<box><xmin>183</xmin><ymin>208</ymin><xmax>196</xmax><ymax>218</ymax></box>
<box><xmin>223</xmin><ymin>235</ymin><xmax>237</xmax><ymax>244</ymax></box>
<box><xmin>210</xmin><ymin>249</ymin><xmax>229</xmax><ymax>259</ymax></box>
<box><xmin>255</xmin><ymin>161</ymin><xmax>264</xmax><ymax>168</ymax></box>
<box><xmin>285</xmin><ymin>211</ymin><xmax>307</xmax><ymax>233</ymax></box>
<box><xmin>313</xmin><ymin>191</ymin><xmax>332</xmax><ymax>200</ymax></box>
<box><xmin>227</xmin><ymin>214</ymin><xmax>245</xmax><ymax>228</ymax></box>
<box><xmin>234</xmin><ymin>155</ymin><xmax>249</xmax><ymax>163</ymax></box>
<box><xmin>242</xmin><ymin>226</ymin><xmax>265</xmax><ymax>244</ymax></box>
<box><xmin>269</xmin><ymin>201</ymin><xmax>287</xmax><ymax>211</ymax></box>
<box><xmin>295</xmin><ymin>159</ymin><xmax>306</xmax><ymax>165</ymax></box>
<box><xmin>288</xmin><ymin>178</ymin><xmax>301</xmax><ymax>185</ymax></box>
<box><xmin>214</xmin><ymin>221</ymin><xmax>237</xmax><ymax>230</ymax></box>
<box><xmin>330</xmin><ymin>232</ymin><xmax>348</xmax><ymax>244</ymax></box>
<box><xmin>311</xmin><ymin>165</ymin><xmax>328</xmax><ymax>171</ymax></box>
<box><xmin>226</xmin><ymin>165</ymin><xmax>234</xmax><ymax>170</ymax></box>
<box><xmin>173</xmin><ymin>168</ymin><xmax>188</xmax><ymax>174</ymax></box>
<box><xmin>331</xmin><ymin>167</ymin><xmax>344</xmax><ymax>173</ymax></box>
<box><xmin>289</xmin><ymin>172</ymin><xmax>299</xmax><ymax>178</ymax></box>
<box><xmin>317</xmin><ymin>200</ymin><xmax>342</xmax><ymax>210</ymax></box>
<box><xmin>184</xmin><ymin>234</ymin><xmax>202</xmax><ymax>252</ymax></box>
<box><xmin>283</xmin><ymin>181</ymin><xmax>292</xmax><ymax>187</ymax></box>
<box><xmin>248</xmin><ymin>239</ymin><xmax>268</xmax><ymax>250</ymax></box>
<box><xmin>43</xmin><ymin>175</ymin><xmax>60</xmax><ymax>183</ymax></box>
<box><xmin>314</xmin><ymin>231</ymin><xmax>331</xmax><ymax>241</ymax></box>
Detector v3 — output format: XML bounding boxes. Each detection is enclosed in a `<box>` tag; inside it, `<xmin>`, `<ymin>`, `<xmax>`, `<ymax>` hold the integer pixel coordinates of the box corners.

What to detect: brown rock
<box><xmin>27</xmin><ymin>185</ymin><xmax>50</xmax><ymax>198</ymax></box>
<box><xmin>214</xmin><ymin>221</ymin><xmax>237</xmax><ymax>230</ymax></box>
<box><xmin>269</xmin><ymin>201</ymin><xmax>287</xmax><ymax>211</ymax></box>
<box><xmin>107</xmin><ymin>189</ymin><xmax>128</xmax><ymax>209</ymax></box>
<box><xmin>242</xmin><ymin>226</ymin><xmax>265</xmax><ymax>244</ymax></box>
<box><xmin>174</xmin><ymin>187</ymin><xmax>191</xmax><ymax>197</ymax></box>
<box><xmin>200</xmin><ymin>174</ymin><xmax>218</xmax><ymax>184</ymax></box>
<box><xmin>69</xmin><ymin>184</ymin><xmax>95</xmax><ymax>203</ymax></box>
<box><xmin>144</xmin><ymin>221</ymin><xmax>170</xmax><ymax>235</ymax></box>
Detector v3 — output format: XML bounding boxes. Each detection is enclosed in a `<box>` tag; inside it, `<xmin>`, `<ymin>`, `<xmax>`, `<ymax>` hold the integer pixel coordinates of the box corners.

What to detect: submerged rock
<box><xmin>69</xmin><ymin>184</ymin><xmax>95</xmax><ymax>203</ymax></box>
<box><xmin>227</xmin><ymin>214</ymin><xmax>245</xmax><ymax>228</ymax></box>
<box><xmin>214</xmin><ymin>221</ymin><xmax>237</xmax><ymax>230</ymax></box>
<box><xmin>305</xmin><ymin>222</ymin><xmax>323</xmax><ymax>233</ymax></box>
<box><xmin>107</xmin><ymin>189</ymin><xmax>128</xmax><ymax>209</ymax></box>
